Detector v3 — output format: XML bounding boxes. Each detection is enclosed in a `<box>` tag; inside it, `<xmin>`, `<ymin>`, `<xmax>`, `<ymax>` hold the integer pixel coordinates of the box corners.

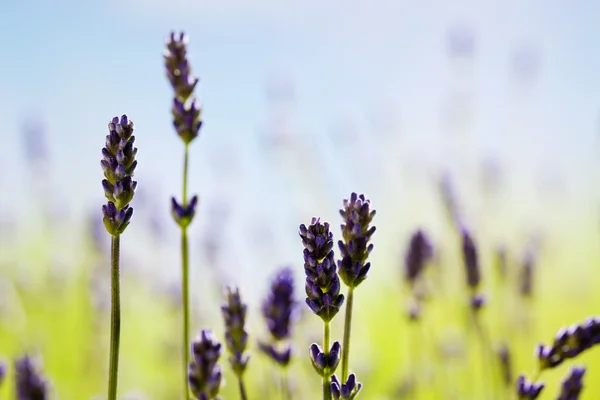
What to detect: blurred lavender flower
<box><xmin>446</xmin><ymin>24</ymin><xmax>476</xmax><ymax>58</ymax></box>
<box><xmin>221</xmin><ymin>287</ymin><xmax>250</xmax><ymax>377</ymax></box>
<box><xmin>0</xmin><ymin>360</ymin><xmax>5</xmax><ymax>388</ymax></box>
<box><xmin>537</xmin><ymin>317</ymin><xmax>600</xmax><ymax>370</ymax></box>
<box><xmin>171</xmin><ymin>195</ymin><xmax>199</xmax><ymax>228</ymax></box>
<box><xmin>331</xmin><ymin>373</ymin><xmax>362</xmax><ymax>399</ymax></box>
<box><xmin>557</xmin><ymin>366</ymin><xmax>585</xmax><ymax>400</ymax></box>
<box><xmin>461</xmin><ymin>228</ymin><xmax>484</xmax><ymax>309</ymax></box>
<box><xmin>189</xmin><ymin>330</ymin><xmax>223</xmax><ymax>400</ymax></box>
<box><xmin>516</xmin><ymin>375</ymin><xmax>544</xmax><ymax>399</ymax></box>
<box><xmin>299</xmin><ymin>218</ymin><xmax>345</xmax><ymax>322</ymax></box>
<box><xmin>404</xmin><ymin>230</ymin><xmax>433</xmax><ymax>287</ymax></box>
<box><xmin>519</xmin><ymin>246</ymin><xmax>537</xmax><ymax>297</ymax></box>
<box><xmin>21</xmin><ymin>115</ymin><xmax>49</xmax><ymax>167</ymax></box>
<box><xmin>337</xmin><ymin>193</ymin><xmax>376</xmax><ymax>288</ymax></box>
<box><xmin>15</xmin><ymin>354</ymin><xmax>48</xmax><ymax>400</ymax></box>
<box><xmin>101</xmin><ymin>115</ymin><xmax>137</xmax><ymax>235</ymax></box>
<box><xmin>259</xmin><ymin>267</ymin><xmax>296</xmax><ymax>367</ymax></box>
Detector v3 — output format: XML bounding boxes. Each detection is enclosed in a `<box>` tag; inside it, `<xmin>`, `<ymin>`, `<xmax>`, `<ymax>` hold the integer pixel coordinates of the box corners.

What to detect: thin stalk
<box><xmin>108</xmin><ymin>234</ymin><xmax>121</xmax><ymax>400</ymax></box>
<box><xmin>281</xmin><ymin>367</ymin><xmax>290</xmax><ymax>400</ymax></box>
<box><xmin>238</xmin><ymin>376</ymin><xmax>248</xmax><ymax>400</ymax></box>
<box><xmin>181</xmin><ymin>144</ymin><xmax>191</xmax><ymax>397</ymax></box>
<box><xmin>472</xmin><ymin>310</ymin><xmax>496</xmax><ymax>400</ymax></box>
<box><xmin>341</xmin><ymin>287</ymin><xmax>354</xmax><ymax>382</ymax></box>
<box><xmin>323</xmin><ymin>321</ymin><xmax>332</xmax><ymax>400</ymax></box>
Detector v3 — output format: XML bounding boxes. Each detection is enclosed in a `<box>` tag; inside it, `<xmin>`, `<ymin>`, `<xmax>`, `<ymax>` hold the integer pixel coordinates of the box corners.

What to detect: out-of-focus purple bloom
<box><xmin>557</xmin><ymin>366</ymin><xmax>585</xmax><ymax>400</ymax></box>
<box><xmin>461</xmin><ymin>229</ymin><xmax>480</xmax><ymax>290</ymax></box>
<box><xmin>446</xmin><ymin>24</ymin><xmax>476</xmax><ymax>58</ymax></box>
<box><xmin>188</xmin><ymin>330</ymin><xmax>223</xmax><ymax>400</ymax></box>
<box><xmin>15</xmin><ymin>354</ymin><xmax>48</xmax><ymax>400</ymax></box>
<box><xmin>497</xmin><ymin>343</ymin><xmax>512</xmax><ymax>387</ymax></box>
<box><xmin>0</xmin><ymin>360</ymin><xmax>6</xmax><ymax>388</ymax></box>
<box><xmin>516</xmin><ymin>375</ymin><xmax>544</xmax><ymax>399</ymax></box>
<box><xmin>221</xmin><ymin>287</ymin><xmax>249</xmax><ymax>377</ymax></box>
<box><xmin>259</xmin><ymin>267</ymin><xmax>296</xmax><ymax>366</ymax></box>
<box><xmin>404</xmin><ymin>230</ymin><xmax>433</xmax><ymax>287</ymax></box>
<box><xmin>338</xmin><ymin>193</ymin><xmax>376</xmax><ymax>288</ymax></box>
<box><xmin>537</xmin><ymin>317</ymin><xmax>600</xmax><ymax>371</ymax></box>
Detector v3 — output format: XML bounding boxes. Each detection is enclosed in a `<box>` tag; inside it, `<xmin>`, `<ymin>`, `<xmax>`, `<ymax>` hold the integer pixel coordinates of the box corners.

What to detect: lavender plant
<box><xmin>221</xmin><ymin>287</ymin><xmax>250</xmax><ymax>400</ymax></box>
<box><xmin>516</xmin><ymin>375</ymin><xmax>544</xmax><ymax>400</ymax></box>
<box><xmin>101</xmin><ymin>115</ymin><xmax>138</xmax><ymax>400</ymax></box>
<box><xmin>299</xmin><ymin>218</ymin><xmax>344</xmax><ymax>400</ymax></box>
<box><xmin>557</xmin><ymin>365</ymin><xmax>585</xmax><ymax>400</ymax></box>
<box><xmin>164</xmin><ymin>31</ymin><xmax>202</xmax><ymax>397</ymax></box>
<box><xmin>14</xmin><ymin>354</ymin><xmax>48</xmax><ymax>400</ymax></box>
<box><xmin>403</xmin><ymin>229</ymin><xmax>433</xmax><ymax>318</ymax></box>
<box><xmin>259</xmin><ymin>267</ymin><xmax>296</xmax><ymax>398</ymax></box>
<box><xmin>337</xmin><ymin>193</ymin><xmax>375</xmax><ymax>387</ymax></box>
<box><xmin>188</xmin><ymin>330</ymin><xmax>224</xmax><ymax>400</ymax></box>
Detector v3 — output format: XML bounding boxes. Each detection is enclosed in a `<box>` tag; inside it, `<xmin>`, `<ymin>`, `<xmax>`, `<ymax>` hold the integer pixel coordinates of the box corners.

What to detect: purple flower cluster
<box><xmin>101</xmin><ymin>115</ymin><xmax>137</xmax><ymax>235</ymax></box>
<box><xmin>221</xmin><ymin>287</ymin><xmax>250</xmax><ymax>377</ymax></box>
<box><xmin>188</xmin><ymin>330</ymin><xmax>223</xmax><ymax>400</ymax></box>
<box><xmin>259</xmin><ymin>267</ymin><xmax>296</xmax><ymax>366</ymax></box>
<box><xmin>15</xmin><ymin>355</ymin><xmax>48</xmax><ymax>400</ymax></box>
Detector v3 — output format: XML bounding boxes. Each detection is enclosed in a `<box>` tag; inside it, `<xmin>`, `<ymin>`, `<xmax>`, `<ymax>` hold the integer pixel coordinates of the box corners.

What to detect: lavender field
<box><xmin>1</xmin><ymin>1</ymin><xmax>600</xmax><ymax>399</ymax></box>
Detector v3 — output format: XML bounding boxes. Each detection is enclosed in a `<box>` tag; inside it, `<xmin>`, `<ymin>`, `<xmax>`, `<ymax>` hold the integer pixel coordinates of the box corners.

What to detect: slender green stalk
<box><xmin>181</xmin><ymin>144</ymin><xmax>191</xmax><ymax>397</ymax></box>
<box><xmin>238</xmin><ymin>377</ymin><xmax>248</xmax><ymax>400</ymax></box>
<box><xmin>281</xmin><ymin>367</ymin><xmax>290</xmax><ymax>400</ymax></box>
<box><xmin>341</xmin><ymin>287</ymin><xmax>354</xmax><ymax>381</ymax></box>
<box><xmin>472</xmin><ymin>310</ymin><xmax>496</xmax><ymax>400</ymax></box>
<box><xmin>323</xmin><ymin>321</ymin><xmax>332</xmax><ymax>400</ymax></box>
<box><xmin>108</xmin><ymin>235</ymin><xmax>121</xmax><ymax>400</ymax></box>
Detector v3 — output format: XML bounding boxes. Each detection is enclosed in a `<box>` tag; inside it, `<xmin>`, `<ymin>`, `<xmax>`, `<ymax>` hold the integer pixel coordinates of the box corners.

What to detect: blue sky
<box><xmin>2</xmin><ymin>0</ymin><xmax>600</xmax><ymax>291</ymax></box>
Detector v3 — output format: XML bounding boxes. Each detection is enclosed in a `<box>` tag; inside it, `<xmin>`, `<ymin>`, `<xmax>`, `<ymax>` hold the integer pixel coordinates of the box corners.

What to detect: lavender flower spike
<box><xmin>189</xmin><ymin>330</ymin><xmax>223</xmax><ymax>400</ymax></box>
<box><xmin>101</xmin><ymin>115</ymin><xmax>137</xmax><ymax>235</ymax></box>
<box><xmin>557</xmin><ymin>366</ymin><xmax>585</xmax><ymax>400</ymax></box>
<box><xmin>338</xmin><ymin>193</ymin><xmax>376</xmax><ymax>288</ymax></box>
<box><xmin>222</xmin><ymin>287</ymin><xmax>250</xmax><ymax>399</ymax></box>
<box><xmin>164</xmin><ymin>31</ymin><xmax>202</xmax><ymax>145</ymax></box>
<box><xmin>299</xmin><ymin>218</ymin><xmax>345</xmax><ymax>323</ymax></box>
<box><xmin>15</xmin><ymin>354</ymin><xmax>48</xmax><ymax>400</ymax></box>
<box><xmin>299</xmin><ymin>218</ymin><xmax>344</xmax><ymax>400</ymax></box>
<box><xmin>516</xmin><ymin>375</ymin><xmax>544</xmax><ymax>399</ymax></box>
<box><xmin>259</xmin><ymin>267</ymin><xmax>296</xmax><ymax>367</ymax></box>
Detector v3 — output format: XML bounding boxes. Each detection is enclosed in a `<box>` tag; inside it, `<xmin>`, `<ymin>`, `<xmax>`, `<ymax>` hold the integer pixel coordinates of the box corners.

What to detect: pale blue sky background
<box><xmin>2</xmin><ymin>0</ymin><xmax>600</xmax><ymax>297</ymax></box>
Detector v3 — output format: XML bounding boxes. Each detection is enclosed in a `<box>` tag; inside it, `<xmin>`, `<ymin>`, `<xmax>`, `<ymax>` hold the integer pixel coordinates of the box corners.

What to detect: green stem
<box><xmin>323</xmin><ymin>321</ymin><xmax>332</xmax><ymax>400</ymax></box>
<box><xmin>281</xmin><ymin>367</ymin><xmax>290</xmax><ymax>400</ymax></box>
<box><xmin>181</xmin><ymin>144</ymin><xmax>191</xmax><ymax>398</ymax></box>
<box><xmin>472</xmin><ymin>310</ymin><xmax>496</xmax><ymax>400</ymax></box>
<box><xmin>341</xmin><ymin>287</ymin><xmax>354</xmax><ymax>382</ymax></box>
<box><xmin>238</xmin><ymin>376</ymin><xmax>248</xmax><ymax>400</ymax></box>
<box><xmin>108</xmin><ymin>234</ymin><xmax>121</xmax><ymax>400</ymax></box>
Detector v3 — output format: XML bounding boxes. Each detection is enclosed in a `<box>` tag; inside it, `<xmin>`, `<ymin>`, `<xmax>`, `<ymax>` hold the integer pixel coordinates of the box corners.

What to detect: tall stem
<box><xmin>341</xmin><ymin>287</ymin><xmax>355</xmax><ymax>381</ymax></box>
<box><xmin>323</xmin><ymin>321</ymin><xmax>332</xmax><ymax>400</ymax></box>
<box><xmin>108</xmin><ymin>234</ymin><xmax>121</xmax><ymax>400</ymax></box>
<box><xmin>281</xmin><ymin>367</ymin><xmax>290</xmax><ymax>400</ymax></box>
<box><xmin>238</xmin><ymin>376</ymin><xmax>249</xmax><ymax>400</ymax></box>
<box><xmin>472</xmin><ymin>310</ymin><xmax>496</xmax><ymax>400</ymax></box>
<box><xmin>181</xmin><ymin>144</ymin><xmax>191</xmax><ymax>397</ymax></box>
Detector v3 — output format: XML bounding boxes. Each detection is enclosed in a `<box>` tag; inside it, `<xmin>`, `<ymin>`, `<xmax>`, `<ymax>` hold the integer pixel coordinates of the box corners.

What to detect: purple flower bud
<box><xmin>404</xmin><ymin>229</ymin><xmax>433</xmax><ymax>286</ymax></box>
<box><xmin>331</xmin><ymin>373</ymin><xmax>362</xmax><ymax>400</ymax></box>
<box><xmin>516</xmin><ymin>375</ymin><xmax>544</xmax><ymax>399</ymax></box>
<box><xmin>171</xmin><ymin>195</ymin><xmax>198</xmax><ymax>228</ymax></box>
<box><xmin>15</xmin><ymin>354</ymin><xmax>48</xmax><ymax>400</ymax></box>
<box><xmin>557</xmin><ymin>365</ymin><xmax>585</xmax><ymax>400</ymax></box>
